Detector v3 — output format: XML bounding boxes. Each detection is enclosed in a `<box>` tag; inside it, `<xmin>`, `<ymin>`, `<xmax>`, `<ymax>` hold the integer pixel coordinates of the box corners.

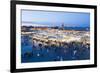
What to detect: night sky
<box><xmin>22</xmin><ymin>10</ymin><xmax>90</xmax><ymax>27</ymax></box>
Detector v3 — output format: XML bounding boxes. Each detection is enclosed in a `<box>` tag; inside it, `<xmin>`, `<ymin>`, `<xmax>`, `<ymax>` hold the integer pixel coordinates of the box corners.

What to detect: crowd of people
<box><xmin>21</xmin><ymin>35</ymin><xmax>90</xmax><ymax>63</ymax></box>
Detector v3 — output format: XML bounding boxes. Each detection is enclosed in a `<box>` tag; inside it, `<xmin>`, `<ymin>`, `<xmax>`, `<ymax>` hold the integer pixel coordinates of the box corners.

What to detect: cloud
<box><xmin>22</xmin><ymin>23</ymin><xmax>49</xmax><ymax>27</ymax></box>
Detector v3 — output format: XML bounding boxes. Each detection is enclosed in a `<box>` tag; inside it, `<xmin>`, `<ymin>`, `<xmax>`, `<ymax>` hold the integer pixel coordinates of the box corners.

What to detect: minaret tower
<box><xmin>61</xmin><ymin>23</ymin><xmax>64</xmax><ymax>30</ymax></box>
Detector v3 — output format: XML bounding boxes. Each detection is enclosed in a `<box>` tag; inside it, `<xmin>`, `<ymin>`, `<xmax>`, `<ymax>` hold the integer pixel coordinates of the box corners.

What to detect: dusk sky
<box><xmin>22</xmin><ymin>10</ymin><xmax>90</xmax><ymax>27</ymax></box>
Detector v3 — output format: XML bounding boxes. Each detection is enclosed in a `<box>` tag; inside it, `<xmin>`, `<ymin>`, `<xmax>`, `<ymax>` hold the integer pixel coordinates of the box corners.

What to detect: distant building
<box><xmin>61</xmin><ymin>23</ymin><xmax>64</xmax><ymax>30</ymax></box>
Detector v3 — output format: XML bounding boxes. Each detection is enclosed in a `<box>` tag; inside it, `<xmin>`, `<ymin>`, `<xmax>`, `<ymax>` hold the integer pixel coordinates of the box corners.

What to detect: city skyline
<box><xmin>22</xmin><ymin>10</ymin><xmax>90</xmax><ymax>27</ymax></box>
